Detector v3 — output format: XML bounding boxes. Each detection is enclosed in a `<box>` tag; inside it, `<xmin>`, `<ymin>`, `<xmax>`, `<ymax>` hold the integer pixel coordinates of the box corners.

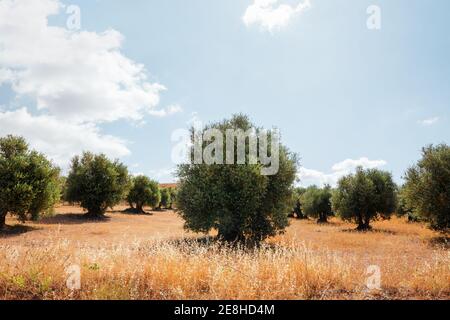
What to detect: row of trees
<box><xmin>290</xmin><ymin>144</ymin><xmax>449</xmax><ymax>233</ymax></box>
<box><xmin>0</xmin><ymin>115</ymin><xmax>448</xmax><ymax>244</ymax></box>
<box><xmin>176</xmin><ymin>115</ymin><xmax>449</xmax><ymax>244</ymax></box>
<box><xmin>0</xmin><ymin>136</ymin><xmax>177</xmax><ymax>229</ymax></box>
<box><xmin>289</xmin><ymin>185</ymin><xmax>334</xmax><ymax>224</ymax></box>
<box><xmin>64</xmin><ymin>153</ymin><xmax>177</xmax><ymax>217</ymax></box>
<box><xmin>125</xmin><ymin>176</ymin><xmax>175</xmax><ymax>213</ymax></box>
<box><xmin>64</xmin><ymin>152</ymin><xmax>176</xmax><ymax>217</ymax></box>
<box><xmin>289</xmin><ymin>168</ymin><xmax>397</xmax><ymax>231</ymax></box>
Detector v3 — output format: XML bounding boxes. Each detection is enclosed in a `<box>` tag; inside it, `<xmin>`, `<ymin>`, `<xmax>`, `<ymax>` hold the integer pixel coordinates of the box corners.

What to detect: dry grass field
<box><xmin>0</xmin><ymin>205</ymin><xmax>448</xmax><ymax>300</ymax></box>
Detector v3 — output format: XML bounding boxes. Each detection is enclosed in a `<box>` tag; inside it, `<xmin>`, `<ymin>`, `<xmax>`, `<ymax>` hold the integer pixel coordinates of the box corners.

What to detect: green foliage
<box><xmin>168</xmin><ymin>187</ymin><xmax>178</xmax><ymax>209</ymax></box>
<box><xmin>402</xmin><ymin>144</ymin><xmax>450</xmax><ymax>232</ymax></box>
<box><xmin>301</xmin><ymin>185</ymin><xmax>333</xmax><ymax>223</ymax></box>
<box><xmin>396</xmin><ymin>186</ymin><xmax>421</xmax><ymax>222</ymax></box>
<box><xmin>28</xmin><ymin>153</ymin><xmax>62</xmax><ymax>221</ymax></box>
<box><xmin>159</xmin><ymin>188</ymin><xmax>171</xmax><ymax>209</ymax></box>
<box><xmin>332</xmin><ymin>167</ymin><xmax>397</xmax><ymax>230</ymax></box>
<box><xmin>289</xmin><ymin>187</ymin><xmax>306</xmax><ymax>219</ymax></box>
<box><xmin>59</xmin><ymin>176</ymin><xmax>68</xmax><ymax>202</ymax></box>
<box><xmin>176</xmin><ymin>114</ymin><xmax>298</xmax><ymax>244</ymax></box>
<box><xmin>0</xmin><ymin>135</ymin><xmax>61</xmax><ymax>228</ymax></box>
<box><xmin>65</xmin><ymin>152</ymin><xmax>129</xmax><ymax>217</ymax></box>
<box><xmin>127</xmin><ymin>175</ymin><xmax>160</xmax><ymax>212</ymax></box>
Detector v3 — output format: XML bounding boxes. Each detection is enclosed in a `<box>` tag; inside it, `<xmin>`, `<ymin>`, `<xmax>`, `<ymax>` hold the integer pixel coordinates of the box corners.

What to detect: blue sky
<box><xmin>0</xmin><ymin>0</ymin><xmax>449</xmax><ymax>186</ymax></box>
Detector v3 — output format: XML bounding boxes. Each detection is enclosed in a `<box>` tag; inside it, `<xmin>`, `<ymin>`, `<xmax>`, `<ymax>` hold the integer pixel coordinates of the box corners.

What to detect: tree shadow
<box><xmin>428</xmin><ymin>236</ymin><xmax>450</xmax><ymax>249</ymax></box>
<box><xmin>119</xmin><ymin>208</ymin><xmax>154</xmax><ymax>216</ymax></box>
<box><xmin>36</xmin><ymin>213</ymin><xmax>111</xmax><ymax>225</ymax></box>
<box><xmin>315</xmin><ymin>220</ymin><xmax>343</xmax><ymax>227</ymax></box>
<box><xmin>165</xmin><ymin>236</ymin><xmax>217</xmax><ymax>248</ymax></box>
<box><xmin>341</xmin><ymin>228</ymin><xmax>397</xmax><ymax>235</ymax></box>
<box><xmin>0</xmin><ymin>224</ymin><xmax>39</xmax><ymax>238</ymax></box>
<box><xmin>161</xmin><ymin>236</ymin><xmax>286</xmax><ymax>253</ymax></box>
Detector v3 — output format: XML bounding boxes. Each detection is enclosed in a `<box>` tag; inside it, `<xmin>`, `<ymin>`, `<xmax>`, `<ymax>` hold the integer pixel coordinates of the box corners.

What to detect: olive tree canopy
<box><xmin>332</xmin><ymin>167</ymin><xmax>397</xmax><ymax>230</ymax></box>
<box><xmin>402</xmin><ymin>144</ymin><xmax>450</xmax><ymax>232</ymax></box>
<box><xmin>176</xmin><ymin>114</ymin><xmax>298</xmax><ymax>244</ymax></box>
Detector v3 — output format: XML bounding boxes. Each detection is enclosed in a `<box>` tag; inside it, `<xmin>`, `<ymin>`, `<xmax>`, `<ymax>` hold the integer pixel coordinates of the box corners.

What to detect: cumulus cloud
<box><xmin>149</xmin><ymin>104</ymin><xmax>183</xmax><ymax>118</ymax></box>
<box><xmin>0</xmin><ymin>0</ymin><xmax>179</xmax><ymax>169</ymax></box>
<box><xmin>243</xmin><ymin>0</ymin><xmax>311</xmax><ymax>32</ymax></box>
<box><xmin>0</xmin><ymin>108</ymin><xmax>130</xmax><ymax>169</ymax></box>
<box><xmin>0</xmin><ymin>0</ymin><xmax>166</xmax><ymax>124</ymax></box>
<box><xmin>298</xmin><ymin>157</ymin><xmax>388</xmax><ymax>187</ymax></box>
<box><xmin>418</xmin><ymin>117</ymin><xmax>439</xmax><ymax>126</ymax></box>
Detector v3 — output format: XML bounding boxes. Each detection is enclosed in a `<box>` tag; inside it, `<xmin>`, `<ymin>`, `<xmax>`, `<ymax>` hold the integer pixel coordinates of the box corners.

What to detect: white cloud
<box><xmin>149</xmin><ymin>167</ymin><xmax>176</xmax><ymax>182</ymax></box>
<box><xmin>0</xmin><ymin>0</ymin><xmax>166</xmax><ymax>124</ymax></box>
<box><xmin>0</xmin><ymin>69</ymin><xmax>14</xmax><ymax>86</ymax></box>
<box><xmin>243</xmin><ymin>0</ymin><xmax>311</xmax><ymax>32</ymax></box>
<box><xmin>298</xmin><ymin>157</ymin><xmax>388</xmax><ymax>187</ymax></box>
<box><xmin>0</xmin><ymin>0</ymin><xmax>178</xmax><ymax>169</ymax></box>
<box><xmin>149</xmin><ymin>104</ymin><xmax>183</xmax><ymax>118</ymax></box>
<box><xmin>0</xmin><ymin>108</ymin><xmax>130</xmax><ymax>169</ymax></box>
<box><xmin>331</xmin><ymin>158</ymin><xmax>387</xmax><ymax>173</ymax></box>
<box><xmin>418</xmin><ymin>117</ymin><xmax>439</xmax><ymax>126</ymax></box>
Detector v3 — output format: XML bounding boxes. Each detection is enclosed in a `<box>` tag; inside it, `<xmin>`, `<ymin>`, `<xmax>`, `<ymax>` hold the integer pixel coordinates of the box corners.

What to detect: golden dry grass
<box><xmin>0</xmin><ymin>205</ymin><xmax>448</xmax><ymax>300</ymax></box>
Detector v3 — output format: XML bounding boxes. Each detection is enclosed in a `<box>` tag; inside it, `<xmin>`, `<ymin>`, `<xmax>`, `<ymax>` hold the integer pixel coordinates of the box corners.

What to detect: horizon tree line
<box><xmin>0</xmin><ymin>114</ymin><xmax>448</xmax><ymax>242</ymax></box>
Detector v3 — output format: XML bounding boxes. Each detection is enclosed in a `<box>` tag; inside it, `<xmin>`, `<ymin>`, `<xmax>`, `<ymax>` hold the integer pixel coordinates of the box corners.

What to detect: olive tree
<box><xmin>168</xmin><ymin>187</ymin><xmax>178</xmax><ymax>209</ymax></box>
<box><xmin>159</xmin><ymin>188</ymin><xmax>171</xmax><ymax>210</ymax></box>
<box><xmin>127</xmin><ymin>175</ymin><xmax>160</xmax><ymax>213</ymax></box>
<box><xmin>332</xmin><ymin>167</ymin><xmax>397</xmax><ymax>230</ymax></box>
<box><xmin>289</xmin><ymin>187</ymin><xmax>307</xmax><ymax>219</ymax></box>
<box><xmin>176</xmin><ymin>114</ymin><xmax>298</xmax><ymax>244</ymax></box>
<box><xmin>28</xmin><ymin>161</ymin><xmax>61</xmax><ymax>221</ymax></box>
<box><xmin>396</xmin><ymin>186</ymin><xmax>421</xmax><ymax>222</ymax></box>
<box><xmin>402</xmin><ymin>144</ymin><xmax>449</xmax><ymax>232</ymax></box>
<box><xmin>301</xmin><ymin>185</ymin><xmax>333</xmax><ymax>223</ymax></box>
<box><xmin>0</xmin><ymin>135</ymin><xmax>61</xmax><ymax>229</ymax></box>
<box><xmin>65</xmin><ymin>152</ymin><xmax>129</xmax><ymax>218</ymax></box>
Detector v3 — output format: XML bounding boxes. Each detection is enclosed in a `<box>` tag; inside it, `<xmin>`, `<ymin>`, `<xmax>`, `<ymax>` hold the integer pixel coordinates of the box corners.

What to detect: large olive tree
<box><xmin>402</xmin><ymin>144</ymin><xmax>449</xmax><ymax>232</ymax></box>
<box><xmin>65</xmin><ymin>152</ymin><xmax>129</xmax><ymax>218</ymax></box>
<box><xmin>176</xmin><ymin>114</ymin><xmax>298</xmax><ymax>244</ymax></box>
<box><xmin>0</xmin><ymin>135</ymin><xmax>61</xmax><ymax>229</ymax></box>
<box><xmin>332</xmin><ymin>167</ymin><xmax>397</xmax><ymax>230</ymax></box>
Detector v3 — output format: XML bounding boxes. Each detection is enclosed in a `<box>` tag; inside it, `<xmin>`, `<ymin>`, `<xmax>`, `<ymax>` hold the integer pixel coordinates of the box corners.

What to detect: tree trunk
<box><xmin>363</xmin><ymin>217</ymin><xmax>372</xmax><ymax>230</ymax></box>
<box><xmin>85</xmin><ymin>207</ymin><xmax>105</xmax><ymax>219</ymax></box>
<box><xmin>218</xmin><ymin>230</ymin><xmax>242</xmax><ymax>243</ymax></box>
<box><xmin>356</xmin><ymin>216</ymin><xmax>372</xmax><ymax>231</ymax></box>
<box><xmin>357</xmin><ymin>214</ymin><xmax>365</xmax><ymax>230</ymax></box>
<box><xmin>136</xmin><ymin>203</ymin><xmax>145</xmax><ymax>214</ymax></box>
<box><xmin>317</xmin><ymin>212</ymin><xmax>328</xmax><ymax>224</ymax></box>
